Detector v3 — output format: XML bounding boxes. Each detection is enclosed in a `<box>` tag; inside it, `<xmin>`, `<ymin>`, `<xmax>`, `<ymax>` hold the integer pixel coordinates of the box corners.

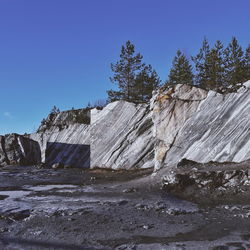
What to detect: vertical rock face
<box><xmin>151</xmin><ymin>84</ymin><xmax>207</xmax><ymax>170</ymax></box>
<box><xmin>90</xmin><ymin>101</ymin><xmax>154</xmax><ymax>169</ymax></box>
<box><xmin>0</xmin><ymin>134</ymin><xmax>41</xmax><ymax>166</ymax></box>
<box><xmin>152</xmin><ymin>81</ymin><xmax>250</xmax><ymax>170</ymax></box>
<box><xmin>30</xmin><ymin>101</ymin><xmax>155</xmax><ymax>169</ymax></box>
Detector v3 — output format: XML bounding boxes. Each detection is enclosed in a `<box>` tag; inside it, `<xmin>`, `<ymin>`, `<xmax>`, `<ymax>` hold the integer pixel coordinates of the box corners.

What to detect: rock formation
<box><xmin>161</xmin><ymin>159</ymin><xmax>250</xmax><ymax>203</ymax></box>
<box><xmin>151</xmin><ymin>84</ymin><xmax>208</xmax><ymax>171</ymax></box>
<box><xmin>0</xmin><ymin>134</ymin><xmax>41</xmax><ymax>166</ymax></box>
<box><xmin>30</xmin><ymin>101</ymin><xmax>154</xmax><ymax>169</ymax></box>
<box><xmin>152</xmin><ymin>80</ymin><xmax>250</xmax><ymax>170</ymax></box>
<box><xmin>2</xmin><ymin>80</ymin><xmax>250</xmax><ymax>177</ymax></box>
<box><xmin>37</xmin><ymin>108</ymin><xmax>90</xmax><ymax>133</ymax></box>
<box><xmin>152</xmin><ymin>80</ymin><xmax>250</xmax><ymax>199</ymax></box>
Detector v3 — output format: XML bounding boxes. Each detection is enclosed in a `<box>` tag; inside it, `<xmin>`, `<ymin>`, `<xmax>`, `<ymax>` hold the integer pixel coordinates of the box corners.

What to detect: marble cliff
<box><xmin>152</xmin><ymin>81</ymin><xmax>250</xmax><ymax>170</ymax></box>
<box><xmin>1</xmin><ymin>80</ymin><xmax>250</xmax><ymax>173</ymax></box>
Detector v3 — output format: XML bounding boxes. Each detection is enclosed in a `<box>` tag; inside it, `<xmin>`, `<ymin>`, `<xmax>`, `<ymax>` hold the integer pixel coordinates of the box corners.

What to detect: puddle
<box><xmin>56</xmin><ymin>186</ymin><xmax>96</xmax><ymax>193</ymax></box>
<box><xmin>0</xmin><ymin>185</ymin><xmax>77</xmax><ymax>201</ymax></box>
<box><xmin>0</xmin><ymin>190</ymin><xmax>31</xmax><ymax>199</ymax></box>
<box><xmin>26</xmin><ymin>185</ymin><xmax>77</xmax><ymax>192</ymax></box>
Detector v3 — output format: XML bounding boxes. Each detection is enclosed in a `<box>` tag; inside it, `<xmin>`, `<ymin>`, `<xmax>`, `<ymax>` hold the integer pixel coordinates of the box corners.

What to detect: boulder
<box><xmin>0</xmin><ymin>134</ymin><xmax>41</xmax><ymax>166</ymax></box>
<box><xmin>161</xmin><ymin>159</ymin><xmax>250</xmax><ymax>203</ymax></box>
<box><xmin>52</xmin><ymin>162</ymin><xmax>64</xmax><ymax>169</ymax></box>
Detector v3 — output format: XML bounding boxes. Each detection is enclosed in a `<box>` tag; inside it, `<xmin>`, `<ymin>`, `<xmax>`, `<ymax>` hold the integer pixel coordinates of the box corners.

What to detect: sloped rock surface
<box><xmin>152</xmin><ymin>81</ymin><xmax>250</xmax><ymax>170</ymax></box>
<box><xmin>0</xmin><ymin>134</ymin><xmax>41</xmax><ymax>166</ymax></box>
<box><xmin>30</xmin><ymin>101</ymin><xmax>154</xmax><ymax>169</ymax></box>
<box><xmin>90</xmin><ymin>101</ymin><xmax>154</xmax><ymax>169</ymax></box>
<box><xmin>151</xmin><ymin>84</ymin><xmax>207</xmax><ymax>171</ymax></box>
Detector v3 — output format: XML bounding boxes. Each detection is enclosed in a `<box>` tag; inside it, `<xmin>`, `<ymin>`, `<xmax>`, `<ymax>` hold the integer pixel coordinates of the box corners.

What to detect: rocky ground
<box><xmin>0</xmin><ymin>166</ymin><xmax>250</xmax><ymax>249</ymax></box>
<box><xmin>162</xmin><ymin>159</ymin><xmax>250</xmax><ymax>205</ymax></box>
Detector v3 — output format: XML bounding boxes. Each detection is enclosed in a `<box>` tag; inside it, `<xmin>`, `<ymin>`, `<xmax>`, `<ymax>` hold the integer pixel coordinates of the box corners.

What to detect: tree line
<box><xmin>108</xmin><ymin>37</ymin><xmax>250</xmax><ymax>103</ymax></box>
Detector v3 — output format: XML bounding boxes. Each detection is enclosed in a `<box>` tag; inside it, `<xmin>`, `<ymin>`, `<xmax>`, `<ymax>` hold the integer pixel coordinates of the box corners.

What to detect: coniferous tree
<box><xmin>205</xmin><ymin>40</ymin><xmax>225</xmax><ymax>88</ymax></box>
<box><xmin>134</xmin><ymin>65</ymin><xmax>160</xmax><ymax>102</ymax></box>
<box><xmin>224</xmin><ymin>37</ymin><xmax>247</xmax><ymax>85</ymax></box>
<box><xmin>50</xmin><ymin>105</ymin><xmax>60</xmax><ymax>114</ymax></box>
<box><xmin>108</xmin><ymin>41</ymin><xmax>160</xmax><ymax>103</ymax></box>
<box><xmin>192</xmin><ymin>38</ymin><xmax>210</xmax><ymax>87</ymax></box>
<box><xmin>168</xmin><ymin>50</ymin><xmax>194</xmax><ymax>85</ymax></box>
<box><xmin>245</xmin><ymin>45</ymin><xmax>250</xmax><ymax>80</ymax></box>
<box><xmin>108</xmin><ymin>41</ymin><xmax>144</xmax><ymax>102</ymax></box>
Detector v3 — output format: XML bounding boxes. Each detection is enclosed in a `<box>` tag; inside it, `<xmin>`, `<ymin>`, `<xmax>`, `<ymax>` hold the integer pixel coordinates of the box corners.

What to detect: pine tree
<box><xmin>245</xmin><ymin>44</ymin><xmax>250</xmax><ymax>80</ymax></box>
<box><xmin>108</xmin><ymin>41</ymin><xmax>144</xmax><ymax>102</ymax></box>
<box><xmin>205</xmin><ymin>40</ymin><xmax>225</xmax><ymax>88</ymax></box>
<box><xmin>134</xmin><ymin>65</ymin><xmax>161</xmax><ymax>102</ymax></box>
<box><xmin>168</xmin><ymin>50</ymin><xmax>194</xmax><ymax>85</ymax></box>
<box><xmin>108</xmin><ymin>41</ymin><xmax>160</xmax><ymax>103</ymax></box>
<box><xmin>50</xmin><ymin>105</ymin><xmax>60</xmax><ymax>114</ymax></box>
<box><xmin>192</xmin><ymin>38</ymin><xmax>210</xmax><ymax>87</ymax></box>
<box><xmin>224</xmin><ymin>37</ymin><xmax>247</xmax><ymax>85</ymax></box>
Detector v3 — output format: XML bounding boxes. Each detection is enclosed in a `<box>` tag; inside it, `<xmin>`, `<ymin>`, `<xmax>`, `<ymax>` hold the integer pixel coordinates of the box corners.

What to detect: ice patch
<box><xmin>26</xmin><ymin>184</ymin><xmax>77</xmax><ymax>192</ymax></box>
<box><xmin>0</xmin><ymin>190</ymin><xmax>31</xmax><ymax>199</ymax></box>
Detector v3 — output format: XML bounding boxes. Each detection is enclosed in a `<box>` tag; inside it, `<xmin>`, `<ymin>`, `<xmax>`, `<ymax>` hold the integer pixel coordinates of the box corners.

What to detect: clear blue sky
<box><xmin>0</xmin><ymin>0</ymin><xmax>249</xmax><ymax>135</ymax></box>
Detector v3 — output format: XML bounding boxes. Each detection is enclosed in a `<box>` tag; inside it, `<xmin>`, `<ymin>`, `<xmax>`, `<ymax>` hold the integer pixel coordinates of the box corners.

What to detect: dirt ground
<box><xmin>0</xmin><ymin>166</ymin><xmax>250</xmax><ymax>249</ymax></box>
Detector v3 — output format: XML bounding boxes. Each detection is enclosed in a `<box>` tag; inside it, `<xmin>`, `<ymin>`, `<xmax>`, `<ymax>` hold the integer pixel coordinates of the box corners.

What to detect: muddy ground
<box><xmin>0</xmin><ymin>166</ymin><xmax>250</xmax><ymax>249</ymax></box>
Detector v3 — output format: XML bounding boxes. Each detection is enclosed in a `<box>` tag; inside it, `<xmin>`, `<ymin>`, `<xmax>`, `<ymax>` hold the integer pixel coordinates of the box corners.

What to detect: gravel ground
<box><xmin>0</xmin><ymin>166</ymin><xmax>250</xmax><ymax>249</ymax></box>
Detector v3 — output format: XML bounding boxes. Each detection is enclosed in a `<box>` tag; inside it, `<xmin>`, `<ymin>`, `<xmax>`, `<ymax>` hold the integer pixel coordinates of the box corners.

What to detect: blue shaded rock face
<box><xmin>0</xmin><ymin>134</ymin><xmax>41</xmax><ymax>166</ymax></box>
<box><xmin>45</xmin><ymin>142</ymin><xmax>90</xmax><ymax>168</ymax></box>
